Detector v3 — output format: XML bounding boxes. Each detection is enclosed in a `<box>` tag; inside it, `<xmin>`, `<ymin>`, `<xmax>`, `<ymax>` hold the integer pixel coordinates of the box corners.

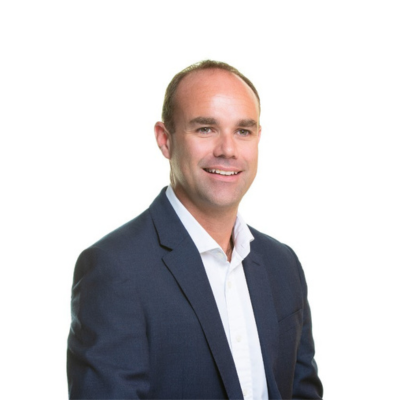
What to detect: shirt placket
<box><xmin>225</xmin><ymin>262</ymin><xmax>253</xmax><ymax>399</ymax></box>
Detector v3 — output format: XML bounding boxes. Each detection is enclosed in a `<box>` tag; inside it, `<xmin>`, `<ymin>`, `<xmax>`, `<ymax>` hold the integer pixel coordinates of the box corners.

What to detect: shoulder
<box><xmin>248</xmin><ymin>226</ymin><xmax>299</xmax><ymax>265</ymax></box>
<box><xmin>247</xmin><ymin>225</ymin><xmax>306</xmax><ymax>288</ymax></box>
<box><xmin>73</xmin><ymin>188</ymin><xmax>184</xmax><ymax>282</ymax></box>
<box><xmin>86</xmin><ymin>187</ymin><xmax>173</xmax><ymax>256</ymax></box>
<box><xmin>73</xmin><ymin>208</ymin><xmax>161</xmax><ymax>281</ymax></box>
<box><xmin>91</xmin><ymin>208</ymin><xmax>156</xmax><ymax>254</ymax></box>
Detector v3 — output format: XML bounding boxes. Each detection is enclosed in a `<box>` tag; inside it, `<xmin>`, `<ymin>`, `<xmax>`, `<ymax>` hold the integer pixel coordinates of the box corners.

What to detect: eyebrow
<box><xmin>189</xmin><ymin>117</ymin><xmax>218</xmax><ymax>125</ymax></box>
<box><xmin>237</xmin><ymin>119</ymin><xmax>258</xmax><ymax>128</ymax></box>
<box><xmin>189</xmin><ymin>117</ymin><xmax>258</xmax><ymax>127</ymax></box>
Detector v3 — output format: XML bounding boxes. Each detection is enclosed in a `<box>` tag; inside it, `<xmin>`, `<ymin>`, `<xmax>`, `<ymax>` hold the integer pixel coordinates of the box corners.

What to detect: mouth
<box><xmin>203</xmin><ymin>168</ymin><xmax>240</xmax><ymax>176</ymax></box>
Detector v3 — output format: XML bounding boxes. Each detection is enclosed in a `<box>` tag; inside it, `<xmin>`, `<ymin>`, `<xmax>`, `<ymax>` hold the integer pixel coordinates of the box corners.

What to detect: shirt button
<box><xmin>236</xmin><ymin>334</ymin><xmax>242</xmax><ymax>343</ymax></box>
<box><xmin>227</xmin><ymin>281</ymin><xmax>232</xmax><ymax>289</ymax></box>
<box><xmin>243</xmin><ymin>388</ymin><xmax>248</xmax><ymax>397</ymax></box>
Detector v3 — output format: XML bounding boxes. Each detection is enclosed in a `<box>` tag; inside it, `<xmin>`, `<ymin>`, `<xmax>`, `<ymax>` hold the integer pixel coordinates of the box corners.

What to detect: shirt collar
<box><xmin>166</xmin><ymin>186</ymin><xmax>254</xmax><ymax>261</ymax></box>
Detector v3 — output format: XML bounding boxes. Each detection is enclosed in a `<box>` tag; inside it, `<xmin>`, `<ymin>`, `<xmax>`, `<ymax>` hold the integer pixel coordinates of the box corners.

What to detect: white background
<box><xmin>1</xmin><ymin>1</ymin><xmax>399</xmax><ymax>399</ymax></box>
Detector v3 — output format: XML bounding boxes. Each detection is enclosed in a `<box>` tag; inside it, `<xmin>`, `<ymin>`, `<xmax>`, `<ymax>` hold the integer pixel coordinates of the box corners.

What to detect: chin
<box><xmin>202</xmin><ymin>194</ymin><xmax>242</xmax><ymax>211</ymax></box>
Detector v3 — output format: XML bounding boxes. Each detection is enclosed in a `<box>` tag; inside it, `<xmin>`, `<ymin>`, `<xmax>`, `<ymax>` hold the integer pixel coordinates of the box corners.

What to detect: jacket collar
<box><xmin>148</xmin><ymin>187</ymin><xmax>189</xmax><ymax>250</ymax></box>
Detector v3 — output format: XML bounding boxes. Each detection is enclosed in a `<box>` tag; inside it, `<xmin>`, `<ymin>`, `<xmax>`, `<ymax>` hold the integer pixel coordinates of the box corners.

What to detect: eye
<box><xmin>237</xmin><ymin>129</ymin><xmax>251</xmax><ymax>136</ymax></box>
<box><xmin>197</xmin><ymin>127</ymin><xmax>212</xmax><ymax>134</ymax></box>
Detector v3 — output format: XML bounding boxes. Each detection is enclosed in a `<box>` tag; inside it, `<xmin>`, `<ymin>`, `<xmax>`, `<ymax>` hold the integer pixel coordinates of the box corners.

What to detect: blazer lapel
<box><xmin>150</xmin><ymin>189</ymin><xmax>243</xmax><ymax>400</ymax></box>
<box><xmin>243</xmin><ymin>251</ymin><xmax>281</xmax><ymax>399</ymax></box>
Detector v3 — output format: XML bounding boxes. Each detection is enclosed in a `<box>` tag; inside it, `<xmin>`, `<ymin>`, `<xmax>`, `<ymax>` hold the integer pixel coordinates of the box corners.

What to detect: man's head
<box><xmin>155</xmin><ymin>60</ymin><xmax>261</xmax><ymax>218</ymax></box>
<box><xmin>162</xmin><ymin>60</ymin><xmax>261</xmax><ymax>134</ymax></box>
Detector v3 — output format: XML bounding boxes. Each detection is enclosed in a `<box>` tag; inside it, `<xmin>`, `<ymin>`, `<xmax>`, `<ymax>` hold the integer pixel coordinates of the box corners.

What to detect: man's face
<box><xmin>156</xmin><ymin>69</ymin><xmax>261</xmax><ymax>217</ymax></box>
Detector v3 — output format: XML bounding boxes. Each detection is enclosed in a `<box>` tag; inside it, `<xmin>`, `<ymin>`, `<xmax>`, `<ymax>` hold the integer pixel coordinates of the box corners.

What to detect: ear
<box><xmin>154</xmin><ymin>122</ymin><xmax>172</xmax><ymax>159</ymax></box>
<box><xmin>257</xmin><ymin>125</ymin><xmax>262</xmax><ymax>143</ymax></box>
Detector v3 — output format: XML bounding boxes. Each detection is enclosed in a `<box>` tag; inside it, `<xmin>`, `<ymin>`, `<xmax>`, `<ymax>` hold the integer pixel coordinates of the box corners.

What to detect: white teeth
<box><xmin>206</xmin><ymin>169</ymin><xmax>238</xmax><ymax>176</ymax></box>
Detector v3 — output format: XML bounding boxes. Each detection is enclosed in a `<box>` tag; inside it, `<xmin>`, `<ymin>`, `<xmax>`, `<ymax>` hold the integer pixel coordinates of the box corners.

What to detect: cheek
<box><xmin>243</xmin><ymin>145</ymin><xmax>259</xmax><ymax>167</ymax></box>
<box><xmin>170</xmin><ymin>139</ymin><xmax>190</xmax><ymax>165</ymax></box>
<box><xmin>181</xmin><ymin>139</ymin><xmax>210</xmax><ymax>165</ymax></box>
<box><xmin>170</xmin><ymin>142</ymin><xmax>201</xmax><ymax>180</ymax></box>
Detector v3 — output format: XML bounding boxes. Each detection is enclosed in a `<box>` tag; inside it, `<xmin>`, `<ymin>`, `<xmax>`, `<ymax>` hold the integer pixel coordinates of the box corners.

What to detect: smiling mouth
<box><xmin>204</xmin><ymin>168</ymin><xmax>240</xmax><ymax>176</ymax></box>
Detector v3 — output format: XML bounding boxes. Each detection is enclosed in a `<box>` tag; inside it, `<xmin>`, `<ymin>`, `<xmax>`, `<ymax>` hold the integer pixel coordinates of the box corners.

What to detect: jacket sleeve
<box><xmin>291</xmin><ymin>249</ymin><xmax>324</xmax><ymax>400</ymax></box>
<box><xmin>67</xmin><ymin>246</ymin><xmax>149</xmax><ymax>399</ymax></box>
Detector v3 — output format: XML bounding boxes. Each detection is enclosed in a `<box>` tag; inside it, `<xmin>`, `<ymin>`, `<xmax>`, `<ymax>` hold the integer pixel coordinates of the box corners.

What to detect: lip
<box><xmin>203</xmin><ymin>167</ymin><xmax>242</xmax><ymax>180</ymax></box>
<box><xmin>203</xmin><ymin>166</ymin><xmax>242</xmax><ymax>173</ymax></box>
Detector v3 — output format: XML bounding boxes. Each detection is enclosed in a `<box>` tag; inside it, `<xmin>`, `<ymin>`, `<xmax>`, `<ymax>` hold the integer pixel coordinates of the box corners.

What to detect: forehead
<box><xmin>174</xmin><ymin>69</ymin><xmax>260</xmax><ymax>117</ymax></box>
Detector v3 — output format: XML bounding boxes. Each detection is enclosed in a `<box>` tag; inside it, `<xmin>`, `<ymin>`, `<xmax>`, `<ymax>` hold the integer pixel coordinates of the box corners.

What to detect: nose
<box><xmin>213</xmin><ymin>132</ymin><xmax>237</xmax><ymax>159</ymax></box>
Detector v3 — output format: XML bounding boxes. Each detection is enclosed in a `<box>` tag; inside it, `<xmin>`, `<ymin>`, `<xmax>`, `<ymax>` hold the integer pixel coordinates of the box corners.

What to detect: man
<box><xmin>67</xmin><ymin>60</ymin><xmax>323</xmax><ymax>399</ymax></box>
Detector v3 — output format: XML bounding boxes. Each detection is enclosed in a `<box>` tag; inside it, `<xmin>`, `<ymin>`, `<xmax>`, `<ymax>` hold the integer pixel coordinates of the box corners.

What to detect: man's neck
<box><xmin>174</xmin><ymin>194</ymin><xmax>238</xmax><ymax>261</ymax></box>
<box><xmin>195</xmin><ymin>210</ymin><xmax>236</xmax><ymax>257</ymax></box>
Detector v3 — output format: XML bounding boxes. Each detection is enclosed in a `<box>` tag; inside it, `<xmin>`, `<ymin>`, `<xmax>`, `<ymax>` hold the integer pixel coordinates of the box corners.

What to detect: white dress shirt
<box><xmin>166</xmin><ymin>186</ymin><xmax>268</xmax><ymax>400</ymax></box>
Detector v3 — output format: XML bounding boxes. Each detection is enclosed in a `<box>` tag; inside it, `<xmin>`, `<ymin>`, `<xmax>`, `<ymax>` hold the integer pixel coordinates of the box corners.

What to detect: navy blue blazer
<box><xmin>67</xmin><ymin>188</ymin><xmax>323</xmax><ymax>399</ymax></box>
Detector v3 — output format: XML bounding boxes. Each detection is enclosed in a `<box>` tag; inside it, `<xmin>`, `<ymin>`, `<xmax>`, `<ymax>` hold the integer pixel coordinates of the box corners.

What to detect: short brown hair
<box><xmin>162</xmin><ymin>60</ymin><xmax>260</xmax><ymax>133</ymax></box>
